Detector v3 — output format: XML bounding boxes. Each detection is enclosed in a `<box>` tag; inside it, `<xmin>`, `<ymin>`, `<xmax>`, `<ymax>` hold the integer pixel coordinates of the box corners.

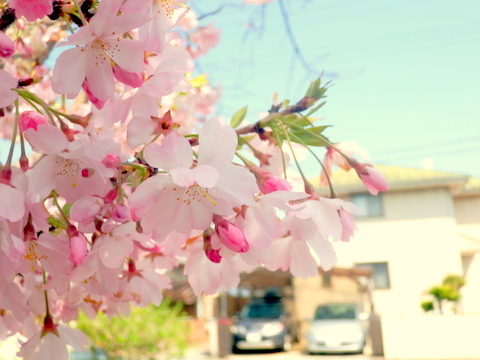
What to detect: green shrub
<box><xmin>420</xmin><ymin>300</ymin><xmax>434</xmax><ymax>312</ymax></box>
<box><xmin>75</xmin><ymin>298</ymin><xmax>189</xmax><ymax>360</ymax></box>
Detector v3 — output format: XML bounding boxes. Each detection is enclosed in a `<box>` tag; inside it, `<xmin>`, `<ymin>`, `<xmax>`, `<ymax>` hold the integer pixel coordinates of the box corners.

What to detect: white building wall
<box><xmin>333</xmin><ymin>188</ymin><xmax>464</xmax><ymax>316</ymax></box>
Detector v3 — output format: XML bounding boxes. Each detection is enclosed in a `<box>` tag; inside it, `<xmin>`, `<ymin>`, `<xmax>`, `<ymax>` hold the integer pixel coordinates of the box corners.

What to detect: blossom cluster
<box><xmin>0</xmin><ymin>0</ymin><xmax>388</xmax><ymax>359</ymax></box>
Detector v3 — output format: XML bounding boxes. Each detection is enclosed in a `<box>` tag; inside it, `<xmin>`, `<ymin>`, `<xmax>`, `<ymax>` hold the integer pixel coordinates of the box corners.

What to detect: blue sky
<box><xmin>2</xmin><ymin>0</ymin><xmax>478</xmax><ymax>179</ymax></box>
<box><xmin>192</xmin><ymin>0</ymin><xmax>480</xmax><ymax>177</ymax></box>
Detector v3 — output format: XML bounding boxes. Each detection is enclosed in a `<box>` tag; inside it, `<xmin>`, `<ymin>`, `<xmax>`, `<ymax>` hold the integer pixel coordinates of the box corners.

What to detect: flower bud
<box><xmin>204</xmin><ymin>232</ymin><xmax>222</xmax><ymax>263</ymax></box>
<box><xmin>351</xmin><ymin>161</ymin><xmax>388</xmax><ymax>196</ymax></box>
<box><xmin>69</xmin><ymin>232</ymin><xmax>88</xmax><ymax>266</ymax></box>
<box><xmin>205</xmin><ymin>248</ymin><xmax>222</xmax><ymax>263</ymax></box>
<box><xmin>257</xmin><ymin>171</ymin><xmax>291</xmax><ymax>194</ymax></box>
<box><xmin>0</xmin><ymin>32</ymin><xmax>14</xmax><ymax>58</ymax></box>
<box><xmin>18</xmin><ymin>111</ymin><xmax>48</xmax><ymax>132</ymax></box>
<box><xmin>111</xmin><ymin>203</ymin><xmax>130</xmax><ymax>223</ymax></box>
<box><xmin>102</xmin><ymin>154</ymin><xmax>121</xmax><ymax>169</ymax></box>
<box><xmin>214</xmin><ymin>218</ymin><xmax>249</xmax><ymax>253</ymax></box>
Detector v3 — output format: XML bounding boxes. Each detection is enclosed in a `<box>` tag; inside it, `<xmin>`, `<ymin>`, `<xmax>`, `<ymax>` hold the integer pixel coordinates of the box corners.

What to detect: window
<box><xmin>350</xmin><ymin>193</ymin><xmax>383</xmax><ymax>217</ymax></box>
<box><xmin>356</xmin><ymin>262</ymin><xmax>391</xmax><ymax>289</ymax></box>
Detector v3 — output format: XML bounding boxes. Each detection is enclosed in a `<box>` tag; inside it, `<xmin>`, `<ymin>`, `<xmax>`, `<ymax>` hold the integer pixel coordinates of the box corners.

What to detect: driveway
<box><xmin>182</xmin><ymin>346</ymin><xmax>384</xmax><ymax>360</ymax></box>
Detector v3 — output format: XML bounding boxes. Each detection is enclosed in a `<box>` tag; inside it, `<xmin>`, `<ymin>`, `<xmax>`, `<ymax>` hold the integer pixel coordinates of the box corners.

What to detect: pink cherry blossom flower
<box><xmin>52</xmin><ymin>0</ymin><xmax>146</xmax><ymax>106</ymax></box>
<box><xmin>122</xmin><ymin>0</ymin><xmax>190</xmax><ymax>52</ymax></box>
<box><xmin>0</xmin><ymin>69</ymin><xmax>18</xmax><ymax>108</ymax></box>
<box><xmin>130</xmin><ymin>118</ymin><xmax>258</xmax><ymax>241</ymax></box>
<box><xmin>24</xmin><ymin>124</ymin><xmax>111</xmax><ymax>203</ymax></box>
<box><xmin>118</xmin><ymin>260</ymin><xmax>171</xmax><ymax>307</ymax></box>
<box><xmin>265</xmin><ymin>236</ymin><xmax>319</xmax><ymax>278</ymax></box>
<box><xmin>320</xmin><ymin>141</ymin><xmax>371</xmax><ymax>186</ymax></box>
<box><xmin>0</xmin><ymin>31</ymin><xmax>15</xmax><ymax>58</ymax></box>
<box><xmin>18</xmin><ymin>111</ymin><xmax>48</xmax><ymax>132</ymax></box>
<box><xmin>338</xmin><ymin>205</ymin><xmax>359</xmax><ymax>242</ymax></box>
<box><xmin>0</xmin><ymin>183</ymin><xmax>25</xmax><ymax>222</ymax></box>
<box><xmin>183</xmin><ymin>238</ymin><xmax>252</xmax><ymax>295</ymax></box>
<box><xmin>70</xmin><ymin>196</ymin><xmax>104</xmax><ymax>226</ymax></box>
<box><xmin>9</xmin><ymin>0</ymin><xmax>53</xmax><ymax>21</ymax></box>
<box><xmin>17</xmin><ymin>322</ymin><xmax>88</xmax><ymax>360</ymax></box>
<box><xmin>188</xmin><ymin>24</ymin><xmax>221</xmax><ymax>59</ymax></box>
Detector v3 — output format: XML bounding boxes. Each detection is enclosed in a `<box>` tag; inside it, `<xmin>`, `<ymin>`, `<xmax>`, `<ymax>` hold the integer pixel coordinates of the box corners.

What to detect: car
<box><xmin>305</xmin><ymin>303</ymin><xmax>368</xmax><ymax>355</ymax></box>
<box><xmin>69</xmin><ymin>347</ymin><xmax>108</xmax><ymax>360</ymax></box>
<box><xmin>230</xmin><ymin>288</ymin><xmax>299</xmax><ymax>352</ymax></box>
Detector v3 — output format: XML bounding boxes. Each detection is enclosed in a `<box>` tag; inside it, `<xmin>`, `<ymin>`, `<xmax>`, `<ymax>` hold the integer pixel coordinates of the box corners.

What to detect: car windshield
<box><xmin>240</xmin><ymin>302</ymin><xmax>284</xmax><ymax>319</ymax></box>
<box><xmin>314</xmin><ymin>304</ymin><xmax>356</xmax><ymax>320</ymax></box>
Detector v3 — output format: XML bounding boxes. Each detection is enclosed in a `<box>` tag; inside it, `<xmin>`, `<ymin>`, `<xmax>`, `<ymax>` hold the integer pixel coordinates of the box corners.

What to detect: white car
<box><xmin>305</xmin><ymin>303</ymin><xmax>368</xmax><ymax>354</ymax></box>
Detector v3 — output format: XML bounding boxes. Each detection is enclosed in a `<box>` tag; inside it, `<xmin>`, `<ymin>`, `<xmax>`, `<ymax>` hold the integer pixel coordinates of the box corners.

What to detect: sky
<box><xmin>191</xmin><ymin>0</ymin><xmax>480</xmax><ymax>177</ymax></box>
<box><xmin>1</xmin><ymin>0</ymin><xmax>478</xmax><ymax>178</ymax></box>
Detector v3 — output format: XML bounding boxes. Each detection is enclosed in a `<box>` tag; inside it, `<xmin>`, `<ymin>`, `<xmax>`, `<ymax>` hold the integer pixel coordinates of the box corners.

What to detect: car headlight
<box><xmin>313</xmin><ymin>330</ymin><xmax>327</xmax><ymax>341</ymax></box>
<box><xmin>262</xmin><ymin>322</ymin><xmax>285</xmax><ymax>337</ymax></box>
<box><xmin>230</xmin><ymin>325</ymin><xmax>247</xmax><ymax>334</ymax></box>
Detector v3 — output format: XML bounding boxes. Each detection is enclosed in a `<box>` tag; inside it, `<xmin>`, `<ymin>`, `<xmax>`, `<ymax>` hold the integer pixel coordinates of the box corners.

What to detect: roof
<box><xmin>456</xmin><ymin>177</ymin><xmax>480</xmax><ymax>197</ymax></box>
<box><xmin>312</xmin><ymin>164</ymin><xmax>471</xmax><ymax>195</ymax></box>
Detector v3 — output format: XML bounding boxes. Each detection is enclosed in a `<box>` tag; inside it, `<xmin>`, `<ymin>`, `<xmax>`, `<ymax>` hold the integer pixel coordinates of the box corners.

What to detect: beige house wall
<box><xmin>333</xmin><ymin>188</ymin><xmax>464</xmax><ymax>316</ymax></box>
<box><xmin>293</xmin><ymin>275</ymin><xmax>363</xmax><ymax>321</ymax></box>
<box><xmin>454</xmin><ymin>195</ymin><xmax>480</xmax><ymax>314</ymax></box>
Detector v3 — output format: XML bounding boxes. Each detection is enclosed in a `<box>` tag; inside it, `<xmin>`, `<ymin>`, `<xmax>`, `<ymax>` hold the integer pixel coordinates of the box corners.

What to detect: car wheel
<box><xmin>282</xmin><ymin>335</ymin><xmax>292</xmax><ymax>352</ymax></box>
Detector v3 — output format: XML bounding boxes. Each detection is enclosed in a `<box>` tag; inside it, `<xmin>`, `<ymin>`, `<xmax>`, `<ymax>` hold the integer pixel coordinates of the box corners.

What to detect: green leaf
<box><xmin>289</xmin><ymin>126</ymin><xmax>331</xmax><ymax>147</ymax></box>
<box><xmin>280</xmin><ymin>114</ymin><xmax>313</xmax><ymax>128</ymax></box>
<box><xmin>230</xmin><ymin>105</ymin><xmax>248</xmax><ymax>128</ymax></box>
<box><xmin>48</xmin><ymin>216</ymin><xmax>66</xmax><ymax>230</ymax></box>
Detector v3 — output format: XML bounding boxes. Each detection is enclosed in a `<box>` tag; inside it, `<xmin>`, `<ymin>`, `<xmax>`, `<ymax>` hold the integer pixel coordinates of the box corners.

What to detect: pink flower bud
<box><xmin>351</xmin><ymin>162</ymin><xmax>388</xmax><ymax>196</ymax></box>
<box><xmin>215</xmin><ymin>218</ymin><xmax>249</xmax><ymax>253</ymax></box>
<box><xmin>111</xmin><ymin>203</ymin><xmax>130</xmax><ymax>223</ymax></box>
<box><xmin>103</xmin><ymin>188</ymin><xmax>119</xmax><ymax>204</ymax></box>
<box><xmin>258</xmin><ymin>172</ymin><xmax>291</xmax><ymax>194</ymax></box>
<box><xmin>81</xmin><ymin>168</ymin><xmax>95</xmax><ymax>178</ymax></box>
<box><xmin>0</xmin><ymin>32</ymin><xmax>14</xmax><ymax>58</ymax></box>
<box><xmin>112</xmin><ymin>65</ymin><xmax>143</xmax><ymax>88</ymax></box>
<box><xmin>205</xmin><ymin>248</ymin><xmax>222</xmax><ymax>263</ymax></box>
<box><xmin>204</xmin><ymin>233</ymin><xmax>222</xmax><ymax>263</ymax></box>
<box><xmin>18</xmin><ymin>111</ymin><xmax>48</xmax><ymax>132</ymax></box>
<box><xmin>102</xmin><ymin>154</ymin><xmax>121</xmax><ymax>169</ymax></box>
<box><xmin>69</xmin><ymin>232</ymin><xmax>88</xmax><ymax>265</ymax></box>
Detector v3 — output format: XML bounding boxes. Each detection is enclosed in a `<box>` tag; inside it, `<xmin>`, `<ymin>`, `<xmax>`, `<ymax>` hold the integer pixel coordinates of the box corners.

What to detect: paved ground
<box><xmin>181</xmin><ymin>343</ymin><xmax>384</xmax><ymax>360</ymax></box>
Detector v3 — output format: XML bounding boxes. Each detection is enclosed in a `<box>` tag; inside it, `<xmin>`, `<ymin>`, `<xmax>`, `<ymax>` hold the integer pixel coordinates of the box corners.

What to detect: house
<box><xmin>194</xmin><ymin>164</ymin><xmax>480</xmax><ymax>318</ymax></box>
<box><xmin>307</xmin><ymin>164</ymin><xmax>480</xmax><ymax>359</ymax></box>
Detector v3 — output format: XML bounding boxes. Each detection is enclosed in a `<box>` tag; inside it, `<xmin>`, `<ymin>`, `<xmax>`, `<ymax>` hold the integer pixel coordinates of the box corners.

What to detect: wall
<box><xmin>334</xmin><ymin>187</ymin><xmax>464</xmax><ymax>316</ymax></box>
<box><xmin>293</xmin><ymin>275</ymin><xmax>363</xmax><ymax>321</ymax></box>
<box><xmin>454</xmin><ymin>194</ymin><xmax>480</xmax><ymax>314</ymax></box>
<box><xmin>381</xmin><ymin>314</ymin><xmax>480</xmax><ymax>359</ymax></box>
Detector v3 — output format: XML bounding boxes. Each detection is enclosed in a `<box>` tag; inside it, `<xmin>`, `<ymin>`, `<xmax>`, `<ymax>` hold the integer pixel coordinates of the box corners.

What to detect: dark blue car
<box><xmin>230</xmin><ymin>290</ymin><xmax>298</xmax><ymax>352</ymax></box>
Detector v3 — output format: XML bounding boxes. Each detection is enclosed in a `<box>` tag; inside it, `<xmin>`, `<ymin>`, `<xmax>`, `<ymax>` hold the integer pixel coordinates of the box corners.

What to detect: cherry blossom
<box><xmin>52</xmin><ymin>0</ymin><xmax>146</xmax><ymax>106</ymax></box>
<box><xmin>0</xmin><ymin>69</ymin><xmax>18</xmax><ymax>108</ymax></box>
<box><xmin>8</xmin><ymin>0</ymin><xmax>53</xmax><ymax>22</ymax></box>
<box><xmin>130</xmin><ymin>118</ymin><xmax>258</xmax><ymax>240</ymax></box>
<box><xmin>0</xmin><ymin>2</ymin><xmax>389</xmax><ymax>358</ymax></box>
<box><xmin>0</xmin><ymin>31</ymin><xmax>14</xmax><ymax>57</ymax></box>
